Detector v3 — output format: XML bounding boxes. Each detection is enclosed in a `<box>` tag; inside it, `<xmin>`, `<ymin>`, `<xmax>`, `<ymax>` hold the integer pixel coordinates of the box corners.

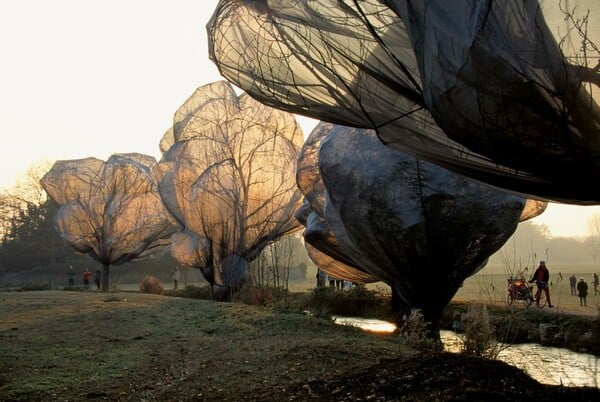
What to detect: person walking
<box><xmin>67</xmin><ymin>265</ymin><xmax>75</xmax><ymax>288</ymax></box>
<box><xmin>94</xmin><ymin>269</ymin><xmax>102</xmax><ymax>290</ymax></box>
<box><xmin>82</xmin><ymin>268</ymin><xmax>92</xmax><ymax>290</ymax></box>
<box><xmin>529</xmin><ymin>260</ymin><xmax>553</xmax><ymax>308</ymax></box>
<box><xmin>316</xmin><ymin>270</ymin><xmax>327</xmax><ymax>287</ymax></box>
<box><xmin>593</xmin><ymin>273</ymin><xmax>599</xmax><ymax>296</ymax></box>
<box><xmin>170</xmin><ymin>266</ymin><xmax>181</xmax><ymax>290</ymax></box>
<box><xmin>569</xmin><ymin>274</ymin><xmax>577</xmax><ymax>296</ymax></box>
<box><xmin>577</xmin><ymin>277</ymin><xmax>588</xmax><ymax>307</ymax></box>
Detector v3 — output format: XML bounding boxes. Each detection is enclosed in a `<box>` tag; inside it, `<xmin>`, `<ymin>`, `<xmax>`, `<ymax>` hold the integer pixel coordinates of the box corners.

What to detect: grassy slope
<box><xmin>0</xmin><ymin>291</ymin><xmax>407</xmax><ymax>401</ymax></box>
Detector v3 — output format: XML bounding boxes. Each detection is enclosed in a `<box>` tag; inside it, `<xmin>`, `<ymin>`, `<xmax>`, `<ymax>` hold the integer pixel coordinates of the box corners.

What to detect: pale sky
<box><xmin>1</xmin><ymin>0</ymin><xmax>599</xmax><ymax>238</ymax></box>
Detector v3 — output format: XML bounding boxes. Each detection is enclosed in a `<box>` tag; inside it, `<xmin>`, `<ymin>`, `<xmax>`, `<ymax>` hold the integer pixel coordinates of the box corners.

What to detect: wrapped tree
<box><xmin>296</xmin><ymin>122</ymin><xmax>546</xmax><ymax>338</ymax></box>
<box><xmin>40</xmin><ymin>153</ymin><xmax>176</xmax><ymax>292</ymax></box>
<box><xmin>157</xmin><ymin>81</ymin><xmax>304</xmax><ymax>297</ymax></box>
<box><xmin>294</xmin><ymin>123</ymin><xmax>381</xmax><ymax>285</ymax></box>
<box><xmin>208</xmin><ymin>0</ymin><xmax>600</xmax><ymax>204</ymax></box>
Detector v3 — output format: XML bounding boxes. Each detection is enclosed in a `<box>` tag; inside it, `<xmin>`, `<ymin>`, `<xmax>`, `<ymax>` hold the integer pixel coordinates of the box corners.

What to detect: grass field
<box><xmin>1</xmin><ymin>275</ymin><xmax>599</xmax><ymax>401</ymax></box>
<box><xmin>0</xmin><ymin>291</ymin><xmax>409</xmax><ymax>401</ymax></box>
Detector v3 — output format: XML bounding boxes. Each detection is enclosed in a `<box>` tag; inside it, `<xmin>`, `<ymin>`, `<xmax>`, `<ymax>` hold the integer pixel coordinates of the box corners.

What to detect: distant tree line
<box><xmin>488</xmin><ymin>220</ymin><xmax>599</xmax><ymax>266</ymax></box>
<box><xmin>0</xmin><ymin>163</ymin><xmax>75</xmax><ymax>273</ymax></box>
<box><xmin>0</xmin><ymin>197</ymin><xmax>72</xmax><ymax>271</ymax></box>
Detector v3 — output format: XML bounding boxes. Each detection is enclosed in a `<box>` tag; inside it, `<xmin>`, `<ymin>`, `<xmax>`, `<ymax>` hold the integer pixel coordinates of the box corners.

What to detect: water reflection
<box><xmin>441</xmin><ymin>331</ymin><xmax>600</xmax><ymax>388</ymax></box>
<box><xmin>333</xmin><ymin>316</ymin><xmax>600</xmax><ymax>388</ymax></box>
<box><xmin>333</xmin><ymin>316</ymin><xmax>397</xmax><ymax>333</ymax></box>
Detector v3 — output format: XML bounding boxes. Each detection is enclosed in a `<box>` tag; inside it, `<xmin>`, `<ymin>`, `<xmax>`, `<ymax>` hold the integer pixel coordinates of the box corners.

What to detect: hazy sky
<box><xmin>1</xmin><ymin>0</ymin><xmax>599</xmax><ymax>238</ymax></box>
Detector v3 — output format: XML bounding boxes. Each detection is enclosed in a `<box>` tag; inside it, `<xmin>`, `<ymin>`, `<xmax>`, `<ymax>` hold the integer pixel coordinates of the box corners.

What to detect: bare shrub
<box><xmin>238</xmin><ymin>285</ymin><xmax>274</xmax><ymax>306</ymax></box>
<box><xmin>460</xmin><ymin>303</ymin><xmax>498</xmax><ymax>358</ymax></box>
<box><xmin>139</xmin><ymin>276</ymin><xmax>164</xmax><ymax>295</ymax></box>
<box><xmin>398</xmin><ymin>309</ymin><xmax>441</xmax><ymax>352</ymax></box>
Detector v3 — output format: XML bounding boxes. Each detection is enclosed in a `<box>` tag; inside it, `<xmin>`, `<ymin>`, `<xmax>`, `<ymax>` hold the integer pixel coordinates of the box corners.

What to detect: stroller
<box><xmin>507</xmin><ymin>276</ymin><xmax>534</xmax><ymax>307</ymax></box>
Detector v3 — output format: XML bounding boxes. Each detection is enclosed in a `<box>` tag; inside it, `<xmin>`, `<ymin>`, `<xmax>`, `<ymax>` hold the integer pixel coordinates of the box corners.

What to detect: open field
<box><xmin>1</xmin><ymin>290</ymin><xmax>599</xmax><ymax>401</ymax></box>
<box><xmin>0</xmin><ymin>291</ymin><xmax>406</xmax><ymax>401</ymax></box>
<box><xmin>454</xmin><ymin>266</ymin><xmax>600</xmax><ymax>317</ymax></box>
<box><xmin>0</xmin><ymin>260</ymin><xmax>598</xmax><ymax>401</ymax></box>
<box><xmin>102</xmin><ymin>270</ymin><xmax>600</xmax><ymax>319</ymax></box>
<box><xmin>278</xmin><ymin>266</ymin><xmax>600</xmax><ymax>318</ymax></box>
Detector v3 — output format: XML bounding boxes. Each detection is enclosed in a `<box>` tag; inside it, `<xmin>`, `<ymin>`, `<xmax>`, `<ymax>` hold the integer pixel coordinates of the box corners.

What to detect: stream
<box><xmin>333</xmin><ymin>316</ymin><xmax>600</xmax><ymax>388</ymax></box>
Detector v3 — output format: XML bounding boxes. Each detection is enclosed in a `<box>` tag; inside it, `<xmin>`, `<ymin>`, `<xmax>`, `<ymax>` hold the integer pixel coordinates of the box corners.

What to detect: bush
<box><xmin>460</xmin><ymin>303</ymin><xmax>498</xmax><ymax>358</ymax></box>
<box><xmin>139</xmin><ymin>276</ymin><xmax>164</xmax><ymax>295</ymax></box>
<box><xmin>183</xmin><ymin>284</ymin><xmax>213</xmax><ymax>299</ymax></box>
<box><xmin>238</xmin><ymin>285</ymin><xmax>275</xmax><ymax>306</ymax></box>
<box><xmin>398</xmin><ymin>309</ymin><xmax>441</xmax><ymax>352</ymax></box>
<box><xmin>307</xmin><ymin>285</ymin><xmax>390</xmax><ymax>318</ymax></box>
<box><xmin>17</xmin><ymin>283</ymin><xmax>52</xmax><ymax>292</ymax></box>
<box><xmin>164</xmin><ymin>284</ymin><xmax>261</xmax><ymax>302</ymax></box>
<box><xmin>63</xmin><ymin>286</ymin><xmax>84</xmax><ymax>292</ymax></box>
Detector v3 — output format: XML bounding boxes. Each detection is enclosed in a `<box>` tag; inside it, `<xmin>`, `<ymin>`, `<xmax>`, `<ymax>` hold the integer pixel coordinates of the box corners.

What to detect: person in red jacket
<box><xmin>529</xmin><ymin>261</ymin><xmax>553</xmax><ymax>308</ymax></box>
<box><xmin>82</xmin><ymin>268</ymin><xmax>92</xmax><ymax>290</ymax></box>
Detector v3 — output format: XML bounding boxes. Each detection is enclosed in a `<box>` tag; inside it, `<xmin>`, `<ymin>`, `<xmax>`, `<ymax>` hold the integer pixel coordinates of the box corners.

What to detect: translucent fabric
<box><xmin>157</xmin><ymin>81</ymin><xmax>304</xmax><ymax>289</ymax></box>
<box><xmin>40</xmin><ymin>153</ymin><xmax>175</xmax><ymax>265</ymax></box>
<box><xmin>296</xmin><ymin>123</ymin><xmax>545</xmax><ymax>285</ymax></box>
<box><xmin>208</xmin><ymin>0</ymin><xmax>600</xmax><ymax>204</ymax></box>
<box><xmin>297</xmin><ymin>122</ymin><xmax>543</xmax><ymax>325</ymax></box>
<box><xmin>295</xmin><ymin>199</ymin><xmax>380</xmax><ymax>284</ymax></box>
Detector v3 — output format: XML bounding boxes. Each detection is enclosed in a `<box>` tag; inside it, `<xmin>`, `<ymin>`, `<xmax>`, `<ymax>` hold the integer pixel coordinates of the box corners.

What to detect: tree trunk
<box><xmin>424</xmin><ymin>311</ymin><xmax>442</xmax><ymax>345</ymax></box>
<box><xmin>391</xmin><ymin>287</ymin><xmax>410</xmax><ymax>326</ymax></box>
<box><xmin>101</xmin><ymin>264</ymin><xmax>110</xmax><ymax>292</ymax></box>
<box><xmin>391</xmin><ymin>287</ymin><xmax>442</xmax><ymax>344</ymax></box>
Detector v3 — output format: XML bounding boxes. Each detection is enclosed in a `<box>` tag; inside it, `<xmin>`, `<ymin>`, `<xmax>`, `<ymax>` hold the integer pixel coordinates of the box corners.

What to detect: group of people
<box><xmin>520</xmin><ymin>261</ymin><xmax>600</xmax><ymax>308</ymax></box>
<box><xmin>67</xmin><ymin>265</ymin><xmax>102</xmax><ymax>290</ymax></box>
<box><xmin>64</xmin><ymin>261</ymin><xmax>600</xmax><ymax>305</ymax></box>
<box><xmin>568</xmin><ymin>272</ymin><xmax>599</xmax><ymax>307</ymax></box>
<box><xmin>316</xmin><ymin>269</ymin><xmax>354</xmax><ymax>290</ymax></box>
<box><xmin>67</xmin><ymin>265</ymin><xmax>183</xmax><ymax>291</ymax></box>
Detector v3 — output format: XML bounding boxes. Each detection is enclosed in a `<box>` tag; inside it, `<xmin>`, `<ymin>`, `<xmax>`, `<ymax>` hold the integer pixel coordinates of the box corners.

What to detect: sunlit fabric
<box><xmin>157</xmin><ymin>81</ymin><xmax>304</xmax><ymax>289</ymax></box>
<box><xmin>520</xmin><ymin>199</ymin><xmax>548</xmax><ymax>222</ymax></box>
<box><xmin>297</xmin><ymin>122</ymin><xmax>536</xmax><ymax>327</ymax></box>
<box><xmin>208</xmin><ymin>0</ymin><xmax>600</xmax><ymax>204</ymax></box>
<box><xmin>40</xmin><ymin>153</ymin><xmax>175</xmax><ymax>266</ymax></box>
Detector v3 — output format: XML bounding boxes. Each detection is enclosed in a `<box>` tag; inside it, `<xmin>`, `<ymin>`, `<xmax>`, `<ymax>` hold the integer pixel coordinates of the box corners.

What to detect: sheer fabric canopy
<box><xmin>40</xmin><ymin>153</ymin><xmax>175</xmax><ymax>266</ymax></box>
<box><xmin>208</xmin><ymin>0</ymin><xmax>600</xmax><ymax>204</ymax></box>
<box><xmin>296</xmin><ymin>122</ymin><xmax>544</xmax><ymax>324</ymax></box>
<box><xmin>157</xmin><ymin>81</ymin><xmax>304</xmax><ymax>289</ymax></box>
